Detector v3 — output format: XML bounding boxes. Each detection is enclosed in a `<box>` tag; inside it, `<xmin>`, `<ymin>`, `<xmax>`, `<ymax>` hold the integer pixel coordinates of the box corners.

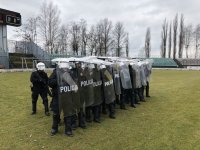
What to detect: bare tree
<box><xmin>173</xmin><ymin>14</ymin><xmax>178</xmax><ymax>59</ymax></box>
<box><xmin>178</xmin><ymin>14</ymin><xmax>184</xmax><ymax>58</ymax></box>
<box><xmin>101</xmin><ymin>18</ymin><xmax>113</xmax><ymax>56</ymax></box>
<box><xmin>95</xmin><ymin>22</ymin><xmax>104</xmax><ymax>56</ymax></box>
<box><xmin>38</xmin><ymin>1</ymin><xmax>60</xmax><ymax>54</ymax></box>
<box><xmin>87</xmin><ymin>25</ymin><xmax>98</xmax><ymax>56</ymax></box>
<box><xmin>70</xmin><ymin>22</ymin><xmax>81</xmax><ymax>55</ymax></box>
<box><xmin>168</xmin><ymin>22</ymin><xmax>172</xmax><ymax>58</ymax></box>
<box><xmin>57</xmin><ymin>25</ymin><xmax>69</xmax><ymax>54</ymax></box>
<box><xmin>194</xmin><ymin>24</ymin><xmax>200</xmax><ymax>58</ymax></box>
<box><xmin>125</xmin><ymin>33</ymin><xmax>129</xmax><ymax>57</ymax></box>
<box><xmin>145</xmin><ymin>27</ymin><xmax>151</xmax><ymax>58</ymax></box>
<box><xmin>160</xmin><ymin>40</ymin><xmax>164</xmax><ymax>57</ymax></box>
<box><xmin>15</xmin><ymin>17</ymin><xmax>39</xmax><ymax>43</ymax></box>
<box><xmin>80</xmin><ymin>19</ymin><xmax>88</xmax><ymax>56</ymax></box>
<box><xmin>113</xmin><ymin>22</ymin><xmax>126</xmax><ymax>57</ymax></box>
<box><xmin>161</xmin><ymin>19</ymin><xmax>168</xmax><ymax>58</ymax></box>
<box><xmin>184</xmin><ymin>24</ymin><xmax>193</xmax><ymax>58</ymax></box>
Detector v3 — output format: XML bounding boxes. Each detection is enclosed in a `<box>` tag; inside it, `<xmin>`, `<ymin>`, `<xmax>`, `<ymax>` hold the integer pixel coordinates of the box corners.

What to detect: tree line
<box><xmin>160</xmin><ymin>14</ymin><xmax>200</xmax><ymax>59</ymax></box>
<box><xmin>15</xmin><ymin>1</ymin><xmax>130</xmax><ymax>57</ymax></box>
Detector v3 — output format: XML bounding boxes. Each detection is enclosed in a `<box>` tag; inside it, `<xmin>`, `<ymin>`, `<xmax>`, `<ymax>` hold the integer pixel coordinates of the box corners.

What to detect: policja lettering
<box><xmin>104</xmin><ymin>79</ymin><xmax>113</xmax><ymax>86</ymax></box>
<box><xmin>93</xmin><ymin>81</ymin><xmax>102</xmax><ymax>87</ymax></box>
<box><xmin>80</xmin><ymin>79</ymin><xmax>93</xmax><ymax>87</ymax></box>
<box><xmin>60</xmin><ymin>85</ymin><xmax>78</xmax><ymax>93</ymax></box>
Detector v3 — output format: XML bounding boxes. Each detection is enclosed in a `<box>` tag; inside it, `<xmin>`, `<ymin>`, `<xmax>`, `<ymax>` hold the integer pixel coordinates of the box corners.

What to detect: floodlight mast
<box><xmin>0</xmin><ymin>8</ymin><xmax>21</xmax><ymax>68</ymax></box>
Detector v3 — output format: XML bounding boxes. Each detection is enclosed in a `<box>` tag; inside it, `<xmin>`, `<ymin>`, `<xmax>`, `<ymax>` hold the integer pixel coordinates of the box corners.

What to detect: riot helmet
<box><xmin>36</xmin><ymin>62</ymin><xmax>45</xmax><ymax>71</ymax></box>
<box><xmin>57</xmin><ymin>61</ymin><xmax>70</xmax><ymax>69</ymax></box>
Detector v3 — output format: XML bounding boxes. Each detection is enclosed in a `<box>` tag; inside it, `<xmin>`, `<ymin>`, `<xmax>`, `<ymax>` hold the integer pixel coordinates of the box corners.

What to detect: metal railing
<box><xmin>8</xmin><ymin>40</ymin><xmax>52</xmax><ymax>67</ymax></box>
<box><xmin>0</xmin><ymin>52</ymin><xmax>9</xmax><ymax>69</ymax></box>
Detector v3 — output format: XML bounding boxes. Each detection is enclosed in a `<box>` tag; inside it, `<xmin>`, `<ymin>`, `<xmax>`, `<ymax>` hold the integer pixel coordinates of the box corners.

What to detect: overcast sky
<box><xmin>1</xmin><ymin>0</ymin><xmax>200</xmax><ymax>57</ymax></box>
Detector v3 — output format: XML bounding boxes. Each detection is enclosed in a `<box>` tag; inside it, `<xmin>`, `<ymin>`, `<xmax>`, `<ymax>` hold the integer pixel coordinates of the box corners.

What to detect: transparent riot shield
<box><xmin>79</xmin><ymin>67</ymin><xmax>94</xmax><ymax>107</ymax></box>
<box><xmin>101</xmin><ymin>66</ymin><xmax>115</xmax><ymax>104</ymax></box>
<box><xmin>139</xmin><ymin>64</ymin><xmax>147</xmax><ymax>86</ymax></box>
<box><xmin>112</xmin><ymin>64</ymin><xmax>121</xmax><ymax>95</ymax></box>
<box><xmin>129</xmin><ymin>64</ymin><xmax>137</xmax><ymax>89</ymax></box>
<box><xmin>92</xmin><ymin>66</ymin><xmax>103</xmax><ymax>106</ymax></box>
<box><xmin>56</xmin><ymin>67</ymin><xmax>79</xmax><ymax>117</ymax></box>
<box><xmin>131</xmin><ymin>64</ymin><xmax>142</xmax><ymax>88</ymax></box>
<box><xmin>119</xmin><ymin>63</ymin><xmax>132</xmax><ymax>89</ymax></box>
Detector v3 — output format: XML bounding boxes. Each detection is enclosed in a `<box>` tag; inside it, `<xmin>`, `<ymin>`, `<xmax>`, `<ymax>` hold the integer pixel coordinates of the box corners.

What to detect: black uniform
<box><xmin>77</xmin><ymin>65</ymin><xmax>87</xmax><ymax>127</ymax></box>
<box><xmin>49</xmin><ymin>68</ymin><xmax>74</xmax><ymax>136</ymax></box>
<box><xmin>30</xmin><ymin>70</ymin><xmax>50</xmax><ymax>115</ymax></box>
<box><xmin>129</xmin><ymin>65</ymin><xmax>140</xmax><ymax>105</ymax></box>
<box><xmin>49</xmin><ymin>69</ymin><xmax>60</xmax><ymax>136</ymax></box>
<box><xmin>92</xmin><ymin>65</ymin><xmax>103</xmax><ymax>123</ymax></box>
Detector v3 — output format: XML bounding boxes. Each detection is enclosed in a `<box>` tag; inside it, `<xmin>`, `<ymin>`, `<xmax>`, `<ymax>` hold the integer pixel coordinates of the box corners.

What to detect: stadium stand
<box><xmin>151</xmin><ymin>58</ymin><xmax>178</xmax><ymax>68</ymax></box>
<box><xmin>176</xmin><ymin>59</ymin><xmax>200</xmax><ymax>67</ymax></box>
<box><xmin>9</xmin><ymin>53</ymin><xmax>35</xmax><ymax>68</ymax></box>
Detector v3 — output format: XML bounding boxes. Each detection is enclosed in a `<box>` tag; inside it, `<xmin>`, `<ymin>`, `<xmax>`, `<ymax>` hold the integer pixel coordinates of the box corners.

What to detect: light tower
<box><xmin>0</xmin><ymin>8</ymin><xmax>21</xmax><ymax>68</ymax></box>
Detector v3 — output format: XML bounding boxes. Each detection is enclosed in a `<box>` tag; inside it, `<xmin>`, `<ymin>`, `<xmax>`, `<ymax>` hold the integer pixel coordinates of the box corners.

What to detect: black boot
<box><xmin>134</xmin><ymin>89</ymin><xmax>140</xmax><ymax>104</ymax></box>
<box><xmin>71</xmin><ymin>114</ymin><xmax>78</xmax><ymax>130</ymax></box>
<box><xmin>93</xmin><ymin>106</ymin><xmax>100</xmax><ymax>123</ymax></box>
<box><xmin>86</xmin><ymin>107</ymin><xmax>92</xmax><ymax>122</ymax></box>
<box><xmin>138</xmin><ymin>88</ymin><xmax>145</xmax><ymax>102</ymax></box>
<box><xmin>31</xmin><ymin>102</ymin><xmax>37</xmax><ymax>115</ymax></box>
<box><xmin>49</xmin><ymin>100</ymin><xmax>53</xmax><ymax>111</ymax></box>
<box><xmin>108</xmin><ymin>103</ymin><xmax>116</xmax><ymax>119</ymax></box>
<box><xmin>130</xmin><ymin>98</ymin><xmax>136</xmax><ymax>108</ymax></box>
<box><xmin>64</xmin><ymin>116</ymin><xmax>73</xmax><ymax>137</ymax></box>
<box><xmin>51</xmin><ymin>114</ymin><xmax>59</xmax><ymax>136</ymax></box>
<box><xmin>146</xmin><ymin>82</ymin><xmax>150</xmax><ymax>97</ymax></box>
<box><xmin>115</xmin><ymin>95</ymin><xmax>120</xmax><ymax>105</ymax></box>
<box><xmin>102</xmin><ymin>101</ymin><xmax>107</xmax><ymax>114</ymax></box>
<box><xmin>78</xmin><ymin>109</ymin><xmax>86</xmax><ymax>129</ymax></box>
<box><xmin>130</xmin><ymin>90</ymin><xmax>136</xmax><ymax>108</ymax></box>
<box><xmin>44</xmin><ymin>101</ymin><xmax>50</xmax><ymax>116</ymax></box>
<box><xmin>120</xmin><ymin>93</ymin><xmax>126</xmax><ymax>110</ymax></box>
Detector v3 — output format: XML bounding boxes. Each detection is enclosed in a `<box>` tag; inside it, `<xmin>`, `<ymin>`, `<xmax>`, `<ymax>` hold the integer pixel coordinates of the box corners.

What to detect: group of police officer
<box><xmin>30</xmin><ymin>57</ymin><xmax>152</xmax><ymax>137</ymax></box>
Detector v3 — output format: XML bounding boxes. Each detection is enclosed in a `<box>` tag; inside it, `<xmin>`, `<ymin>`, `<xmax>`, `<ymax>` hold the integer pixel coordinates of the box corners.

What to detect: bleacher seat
<box><xmin>152</xmin><ymin>58</ymin><xmax>178</xmax><ymax>68</ymax></box>
<box><xmin>177</xmin><ymin>59</ymin><xmax>200</xmax><ymax>66</ymax></box>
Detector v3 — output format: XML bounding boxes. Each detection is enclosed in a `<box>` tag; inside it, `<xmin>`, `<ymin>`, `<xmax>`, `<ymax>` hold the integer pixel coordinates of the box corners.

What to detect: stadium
<box><xmin>1</xmin><ymin>4</ymin><xmax>200</xmax><ymax>150</ymax></box>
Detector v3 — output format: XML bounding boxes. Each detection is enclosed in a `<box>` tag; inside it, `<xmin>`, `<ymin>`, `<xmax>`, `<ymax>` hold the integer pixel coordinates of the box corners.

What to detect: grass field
<box><xmin>0</xmin><ymin>70</ymin><xmax>200</xmax><ymax>150</ymax></box>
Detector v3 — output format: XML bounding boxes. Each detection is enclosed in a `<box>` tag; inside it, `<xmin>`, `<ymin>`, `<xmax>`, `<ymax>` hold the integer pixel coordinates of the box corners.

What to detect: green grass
<box><xmin>0</xmin><ymin>70</ymin><xmax>200</xmax><ymax>150</ymax></box>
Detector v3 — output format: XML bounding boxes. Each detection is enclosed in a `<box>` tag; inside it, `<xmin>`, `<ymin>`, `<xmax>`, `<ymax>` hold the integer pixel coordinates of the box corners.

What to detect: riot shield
<box><xmin>77</xmin><ymin>66</ymin><xmax>86</xmax><ymax>107</ymax></box>
<box><xmin>139</xmin><ymin>64</ymin><xmax>147</xmax><ymax>86</ymax></box>
<box><xmin>79</xmin><ymin>66</ymin><xmax>94</xmax><ymax>107</ymax></box>
<box><xmin>92</xmin><ymin>65</ymin><xmax>103</xmax><ymax>106</ymax></box>
<box><xmin>56</xmin><ymin>67</ymin><xmax>79</xmax><ymax>117</ymax></box>
<box><xmin>70</xmin><ymin>67</ymin><xmax>81</xmax><ymax>112</ymax></box>
<box><xmin>145</xmin><ymin>61</ymin><xmax>152</xmax><ymax>82</ymax></box>
<box><xmin>112</xmin><ymin>64</ymin><xmax>121</xmax><ymax>95</ymax></box>
<box><xmin>101</xmin><ymin>66</ymin><xmax>115</xmax><ymax>104</ymax></box>
<box><xmin>131</xmin><ymin>64</ymin><xmax>142</xmax><ymax>88</ymax></box>
<box><xmin>119</xmin><ymin>63</ymin><xmax>132</xmax><ymax>89</ymax></box>
<box><xmin>129</xmin><ymin>64</ymin><xmax>137</xmax><ymax>89</ymax></box>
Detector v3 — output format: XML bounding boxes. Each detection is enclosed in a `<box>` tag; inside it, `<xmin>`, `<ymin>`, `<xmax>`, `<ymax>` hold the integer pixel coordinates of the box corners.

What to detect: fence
<box><xmin>177</xmin><ymin>59</ymin><xmax>200</xmax><ymax>66</ymax></box>
<box><xmin>8</xmin><ymin>40</ymin><xmax>52</xmax><ymax>67</ymax></box>
<box><xmin>0</xmin><ymin>52</ymin><xmax>9</xmax><ymax>68</ymax></box>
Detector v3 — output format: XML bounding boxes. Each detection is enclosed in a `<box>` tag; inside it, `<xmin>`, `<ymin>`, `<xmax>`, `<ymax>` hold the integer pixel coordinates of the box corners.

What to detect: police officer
<box><xmin>49</xmin><ymin>68</ymin><xmax>60</xmax><ymax>135</ymax></box>
<box><xmin>30</xmin><ymin>62</ymin><xmax>50</xmax><ymax>116</ymax></box>
<box><xmin>50</xmin><ymin>62</ymin><xmax>74</xmax><ymax>137</ymax></box>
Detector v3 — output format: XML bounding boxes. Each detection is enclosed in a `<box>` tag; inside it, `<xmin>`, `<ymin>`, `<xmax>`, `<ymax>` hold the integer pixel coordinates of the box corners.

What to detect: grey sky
<box><xmin>0</xmin><ymin>0</ymin><xmax>199</xmax><ymax>56</ymax></box>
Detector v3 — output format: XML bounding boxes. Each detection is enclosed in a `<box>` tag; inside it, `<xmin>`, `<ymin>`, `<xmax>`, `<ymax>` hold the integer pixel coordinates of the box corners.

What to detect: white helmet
<box><xmin>88</xmin><ymin>63</ymin><xmax>95</xmax><ymax>69</ymax></box>
<box><xmin>100</xmin><ymin>64</ymin><xmax>106</xmax><ymax>69</ymax></box>
<box><xmin>81</xmin><ymin>63</ymin><xmax>86</xmax><ymax>69</ymax></box>
<box><xmin>36</xmin><ymin>62</ymin><xmax>45</xmax><ymax>71</ymax></box>
<box><xmin>57</xmin><ymin>61</ymin><xmax>70</xmax><ymax>69</ymax></box>
<box><xmin>119</xmin><ymin>62</ymin><xmax>124</xmax><ymax>66</ymax></box>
